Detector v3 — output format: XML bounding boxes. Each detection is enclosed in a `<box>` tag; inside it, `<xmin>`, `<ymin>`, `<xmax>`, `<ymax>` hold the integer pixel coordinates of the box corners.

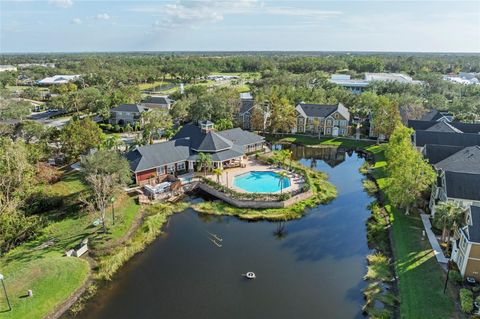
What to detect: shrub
<box><xmin>36</xmin><ymin>162</ymin><xmax>62</xmax><ymax>184</ymax></box>
<box><xmin>449</xmin><ymin>270</ymin><xmax>462</xmax><ymax>285</ymax></box>
<box><xmin>365</xmin><ymin>253</ymin><xmax>393</xmax><ymax>282</ymax></box>
<box><xmin>363</xmin><ymin>179</ymin><xmax>379</xmax><ymax>195</ymax></box>
<box><xmin>460</xmin><ymin>288</ymin><xmax>474</xmax><ymax>313</ymax></box>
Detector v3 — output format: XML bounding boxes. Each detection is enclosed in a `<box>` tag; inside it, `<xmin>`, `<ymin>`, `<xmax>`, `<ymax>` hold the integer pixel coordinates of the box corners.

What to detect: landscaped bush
<box><xmin>366</xmin><ymin>201</ymin><xmax>390</xmax><ymax>252</ymax></box>
<box><xmin>365</xmin><ymin>253</ymin><xmax>393</xmax><ymax>282</ymax></box>
<box><xmin>460</xmin><ymin>288</ymin><xmax>474</xmax><ymax>313</ymax></box>
<box><xmin>199</xmin><ymin>153</ymin><xmax>314</xmax><ymax>202</ymax></box>
<box><xmin>449</xmin><ymin>270</ymin><xmax>463</xmax><ymax>285</ymax></box>
<box><xmin>363</xmin><ymin>179</ymin><xmax>379</xmax><ymax>196</ymax></box>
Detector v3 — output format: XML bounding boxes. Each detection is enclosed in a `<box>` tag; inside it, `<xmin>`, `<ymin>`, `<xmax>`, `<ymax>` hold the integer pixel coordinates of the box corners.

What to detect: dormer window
<box><xmin>200</xmin><ymin>120</ymin><xmax>214</xmax><ymax>133</ymax></box>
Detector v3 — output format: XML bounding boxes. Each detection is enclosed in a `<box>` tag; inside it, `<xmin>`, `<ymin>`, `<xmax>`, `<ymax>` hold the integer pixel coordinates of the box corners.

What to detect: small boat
<box><xmin>243</xmin><ymin>272</ymin><xmax>256</xmax><ymax>279</ymax></box>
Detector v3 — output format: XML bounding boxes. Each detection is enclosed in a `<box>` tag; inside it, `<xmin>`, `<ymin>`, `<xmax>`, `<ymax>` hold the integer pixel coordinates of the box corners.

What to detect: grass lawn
<box><xmin>268</xmin><ymin>134</ymin><xmax>376</xmax><ymax>149</ymax></box>
<box><xmin>0</xmin><ymin>170</ymin><xmax>141</xmax><ymax>319</ymax></box>
<box><xmin>366</xmin><ymin>144</ymin><xmax>456</xmax><ymax>319</ymax></box>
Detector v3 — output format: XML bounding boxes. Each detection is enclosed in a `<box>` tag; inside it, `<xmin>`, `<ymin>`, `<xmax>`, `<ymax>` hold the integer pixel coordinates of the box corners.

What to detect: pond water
<box><xmin>233</xmin><ymin>171</ymin><xmax>291</xmax><ymax>193</ymax></box>
<box><xmin>76</xmin><ymin>146</ymin><xmax>373</xmax><ymax>319</ymax></box>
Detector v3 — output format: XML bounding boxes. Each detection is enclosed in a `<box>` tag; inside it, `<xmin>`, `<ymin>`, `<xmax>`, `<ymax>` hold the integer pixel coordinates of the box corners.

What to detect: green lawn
<box><xmin>0</xmin><ymin>170</ymin><xmax>140</xmax><ymax>319</ymax></box>
<box><xmin>268</xmin><ymin>134</ymin><xmax>376</xmax><ymax>149</ymax></box>
<box><xmin>366</xmin><ymin>144</ymin><xmax>456</xmax><ymax>319</ymax></box>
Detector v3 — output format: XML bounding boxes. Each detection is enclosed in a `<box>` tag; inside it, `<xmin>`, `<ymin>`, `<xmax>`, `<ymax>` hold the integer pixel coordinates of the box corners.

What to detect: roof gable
<box><xmin>426</xmin><ymin>121</ymin><xmax>463</xmax><ymax>133</ymax></box>
<box><xmin>125</xmin><ymin>138</ymin><xmax>191</xmax><ymax>172</ymax></box>
<box><xmin>445</xmin><ymin>171</ymin><xmax>480</xmax><ymax>201</ymax></box>
<box><xmin>423</xmin><ymin>144</ymin><xmax>465</xmax><ymax>165</ymax></box>
<box><xmin>296</xmin><ymin>103</ymin><xmax>338</xmax><ymax>118</ymax></box>
<box><xmin>111</xmin><ymin>104</ymin><xmax>146</xmax><ymax>113</ymax></box>
<box><xmin>435</xmin><ymin>146</ymin><xmax>480</xmax><ymax>174</ymax></box>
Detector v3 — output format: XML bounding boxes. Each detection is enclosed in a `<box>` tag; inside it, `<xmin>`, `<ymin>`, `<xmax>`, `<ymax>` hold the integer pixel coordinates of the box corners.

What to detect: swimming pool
<box><xmin>233</xmin><ymin>171</ymin><xmax>291</xmax><ymax>193</ymax></box>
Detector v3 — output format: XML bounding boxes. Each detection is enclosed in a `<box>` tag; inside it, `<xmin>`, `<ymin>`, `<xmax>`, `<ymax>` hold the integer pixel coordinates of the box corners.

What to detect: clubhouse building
<box><xmin>126</xmin><ymin>121</ymin><xmax>265</xmax><ymax>184</ymax></box>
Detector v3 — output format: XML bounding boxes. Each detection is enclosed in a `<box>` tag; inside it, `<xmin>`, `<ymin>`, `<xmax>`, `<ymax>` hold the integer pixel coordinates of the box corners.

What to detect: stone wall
<box><xmin>197</xmin><ymin>183</ymin><xmax>313</xmax><ymax>209</ymax></box>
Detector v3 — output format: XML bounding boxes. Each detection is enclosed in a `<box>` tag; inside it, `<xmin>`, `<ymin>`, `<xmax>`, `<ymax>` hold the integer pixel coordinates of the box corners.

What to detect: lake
<box><xmin>76</xmin><ymin>146</ymin><xmax>373</xmax><ymax>319</ymax></box>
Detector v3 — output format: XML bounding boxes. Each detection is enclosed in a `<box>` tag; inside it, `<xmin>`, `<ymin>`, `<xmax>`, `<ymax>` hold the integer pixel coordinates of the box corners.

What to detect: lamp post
<box><xmin>0</xmin><ymin>274</ymin><xmax>11</xmax><ymax>311</ymax></box>
<box><xmin>109</xmin><ymin>196</ymin><xmax>116</xmax><ymax>225</ymax></box>
<box><xmin>444</xmin><ymin>260</ymin><xmax>452</xmax><ymax>294</ymax></box>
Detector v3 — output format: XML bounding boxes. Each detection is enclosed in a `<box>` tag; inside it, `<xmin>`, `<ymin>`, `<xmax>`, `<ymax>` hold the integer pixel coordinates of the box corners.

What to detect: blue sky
<box><xmin>1</xmin><ymin>0</ymin><xmax>479</xmax><ymax>53</ymax></box>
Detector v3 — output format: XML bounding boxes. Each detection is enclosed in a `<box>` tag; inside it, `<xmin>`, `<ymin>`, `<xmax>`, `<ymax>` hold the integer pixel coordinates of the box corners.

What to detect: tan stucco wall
<box><xmin>464</xmin><ymin>259</ymin><xmax>480</xmax><ymax>280</ymax></box>
<box><xmin>469</xmin><ymin>243</ymin><xmax>480</xmax><ymax>259</ymax></box>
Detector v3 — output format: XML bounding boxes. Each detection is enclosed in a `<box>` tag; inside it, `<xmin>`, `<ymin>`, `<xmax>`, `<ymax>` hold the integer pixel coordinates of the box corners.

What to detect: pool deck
<box><xmin>206</xmin><ymin>158</ymin><xmax>304</xmax><ymax>194</ymax></box>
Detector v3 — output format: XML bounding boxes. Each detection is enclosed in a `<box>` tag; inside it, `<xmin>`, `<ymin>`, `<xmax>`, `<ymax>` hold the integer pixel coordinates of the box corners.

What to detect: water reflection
<box><xmin>75</xmin><ymin>147</ymin><xmax>372</xmax><ymax>319</ymax></box>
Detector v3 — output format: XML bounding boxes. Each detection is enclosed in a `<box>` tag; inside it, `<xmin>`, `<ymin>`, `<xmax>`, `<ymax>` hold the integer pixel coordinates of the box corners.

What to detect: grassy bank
<box><xmin>0</xmin><ymin>170</ymin><xmax>142</xmax><ymax>319</ymax></box>
<box><xmin>193</xmin><ymin>162</ymin><xmax>337</xmax><ymax>220</ymax></box>
<box><xmin>365</xmin><ymin>144</ymin><xmax>456</xmax><ymax>318</ymax></box>
<box><xmin>267</xmin><ymin>134</ymin><xmax>376</xmax><ymax>149</ymax></box>
<box><xmin>267</xmin><ymin>135</ymin><xmax>457</xmax><ymax>318</ymax></box>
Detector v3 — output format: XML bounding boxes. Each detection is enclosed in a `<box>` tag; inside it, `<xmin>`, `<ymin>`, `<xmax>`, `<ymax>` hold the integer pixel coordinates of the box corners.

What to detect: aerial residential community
<box><xmin>1</xmin><ymin>1</ymin><xmax>480</xmax><ymax>319</ymax></box>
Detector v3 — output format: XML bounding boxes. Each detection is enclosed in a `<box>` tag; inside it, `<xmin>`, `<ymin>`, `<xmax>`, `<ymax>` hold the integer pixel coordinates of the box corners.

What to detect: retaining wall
<box><xmin>197</xmin><ymin>183</ymin><xmax>313</xmax><ymax>209</ymax></box>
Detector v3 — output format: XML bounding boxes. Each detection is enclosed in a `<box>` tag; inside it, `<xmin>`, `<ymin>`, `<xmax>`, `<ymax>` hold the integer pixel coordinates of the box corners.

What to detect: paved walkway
<box><xmin>420</xmin><ymin>214</ymin><xmax>448</xmax><ymax>264</ymax></box>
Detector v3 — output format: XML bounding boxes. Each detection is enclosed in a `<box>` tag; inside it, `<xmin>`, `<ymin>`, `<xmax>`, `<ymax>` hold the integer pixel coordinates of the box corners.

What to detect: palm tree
<box><xmin>213</xmin><ymin>167</ymin><xmax>223</xmax><ymax>183</ymax></box>
<box><xmin>198</xmin><ymin>152</ymin><xmax>213</xmax><ymax>176</ymax></box>
<box><xmin>434</xmin><ymin>202</ymin><xmax>467</xmax><ymax>254</ymax></box>
<box><xmin>103</xmin><ymin>135</ymin><xmax>124</xmax><ymax>151</ymax></box>
<box><xmin>277</xmin><ymin>171</ymin><xmax>289</xmax><ymax>194</ymax></box>
<box><xmin>273</xmin><ymin>221</ymin><xmax>288</xmax><ymax>240</ymax></box>
<box><xmin>283</xmin><ymin>149</ymin><xmax>293</xmax><ymax>170</ymax></box>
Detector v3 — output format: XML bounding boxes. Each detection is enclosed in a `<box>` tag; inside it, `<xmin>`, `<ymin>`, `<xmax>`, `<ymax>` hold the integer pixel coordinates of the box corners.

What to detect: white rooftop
<box><xmin>37</xmin><ymin>75</ymin><xmax>80</xmax><ymax>85</ymax></box>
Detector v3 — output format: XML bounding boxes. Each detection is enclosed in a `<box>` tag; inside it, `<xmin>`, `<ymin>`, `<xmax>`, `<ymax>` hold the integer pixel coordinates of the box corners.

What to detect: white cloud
<box><xmin>95</xmin><ymin>13</ymin><xmax>110</xmax><ymax>20</ymax></box>
<box><xmin>72</xmin><ymin>18</ymin><xmax>82</xmax><ymax>24</ymax></box>
<box><xmin>263</xmin><ymin>7</ymin><xmax>342</xmax><ymax>19</ymax></box>
<box><xmin>132</xmin><ymin>0</ymin><xmax>340</xmax><ymax>30</ymax></box>
<box><xmin>48</xmin><ymin>0</ymin><xmax>73</xmax><ymax>8</ymax></box>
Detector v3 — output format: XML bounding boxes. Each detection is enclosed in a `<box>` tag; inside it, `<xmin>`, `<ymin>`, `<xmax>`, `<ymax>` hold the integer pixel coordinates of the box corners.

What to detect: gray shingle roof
<box><xmin>173</xmin><ymin>123</ymin><xmax>232</xmax><ymax>152</ymax></box>
<box><xmin>188</xmin><ymin>144</ymin><xmax>244</xmax><ymax>162</ymax></box>
<box><xmin>217</xmin><ymin>128</ymin><xmax>265</xmax><ymax>146</ymax></box>
<box><xmin>423</xmin><ymin>144</ymin><xmax>465</xmax><ymax>165</ymax></box>
<box><xmin>125</xmin><ymin>138</ymin><xmax>191</xmax><ymax>172</ymax></box>
<box><xmin>445</xmin><ymin>171</ymin><xmax>480</xmax><ymax>201</ymax></box>
<box><xmin>450</xmin><ymin>122</ymin><xmax>480</xmax><ymax>134</ymax></box>
<box><xmin>415</xmin><ymin>130</ymin><xmax>480</xmax><ymax>148</ymax></box>
<box><xmin>142</xmin><ymin>96</ymin><xmax>172</xmax><ymax>105</ymax></box>
<box><xmin>127</xmin><ymin>123</ymin><xmax>264</xmax><ymax>173</ymax></box>
<box><xmin>468</xmin><ymin>206</ymin><xmax>480</xmax><ymax>243</ymax></box>
<box><xmin>297</xmin><ymin>103</ymin><xmax>338</xmax><ymax>118</ymax></box>
<box><xmin>409</xmin><ymin>120</ymin><xmax>480</xmax><ymax>134</ymax></box>
<box><xmin>435</xmin><ymin>146</ymin><xmax>480</xmax><ymax>174</ymax></box>
<box><xmin>408</xmin><ymin>120</ymin><xmax>438</xmax><ymax>131</ymax></box>
<box><xmin>193</xmin><ymin>131</ymin><xmax>233</xmax><ymax>152</ymax></box>
<box><xmin>420</xmin><ymin>110</ymin><xmax>453</xmax><ymax>121</ymax></box>
<box><xmin>111</xmin><ymin>104</ymin><xmax>147</xmax><ymax>113</ymax></box>
<box><xmin>297</xmin><ymin>102</ymin><xmax>350</xmax><ymax>121</ymax></box>
<box><xmin>426</xmin><ymin>121</ymin><xmax>463</xmax><ymax>133</ymax></box>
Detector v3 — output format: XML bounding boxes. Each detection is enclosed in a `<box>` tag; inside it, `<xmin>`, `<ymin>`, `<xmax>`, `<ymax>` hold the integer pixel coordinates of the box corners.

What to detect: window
<box><xmin>157</xmin><ymin>166</ymin><xmax>166</xmax><ymax>175</ymax></box>
<box><xmin>326</xmin><ymin>128</ymin><xmax>331</xmax><ymax>134</ymax></box>
<box><xmin>167</xmin><ymin>164</ymin><xmax>175</xmax><ymax>174</ymax></box>
<box><xmin>177</xmin><ymin>162</ymin><xmax>186</xmax><ymax>171</ymax></box>
<box><xmin>327</xmin><ymin>120</ymin><xmax>332</xmax><ymax>126</ymax></box>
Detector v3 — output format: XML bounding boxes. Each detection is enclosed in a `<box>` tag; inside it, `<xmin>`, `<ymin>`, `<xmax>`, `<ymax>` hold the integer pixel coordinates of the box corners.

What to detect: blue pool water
<box><xmin>233</xmin><ymin>171</ymin><xmax>291</xmax><ymax>193</ymax></box>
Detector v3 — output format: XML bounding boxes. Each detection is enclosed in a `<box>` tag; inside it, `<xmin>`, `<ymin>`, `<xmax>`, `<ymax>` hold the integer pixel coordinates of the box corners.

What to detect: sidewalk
<box><xmin>420</xmin><ymin>213</ymin><xmax>448</xmax><ymax>265</ymax></box>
